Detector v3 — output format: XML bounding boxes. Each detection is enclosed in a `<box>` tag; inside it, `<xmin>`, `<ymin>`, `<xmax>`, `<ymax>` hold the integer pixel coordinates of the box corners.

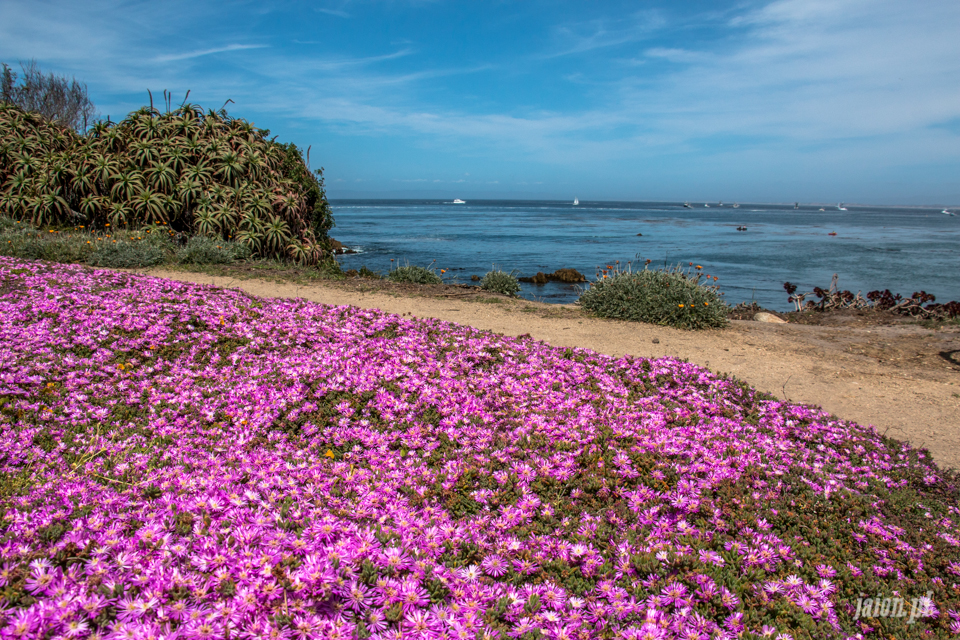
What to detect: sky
<box><xmin>2</xmin><ymin>0</ymin><xmax>959</xmax><ymax>204</ymax></box>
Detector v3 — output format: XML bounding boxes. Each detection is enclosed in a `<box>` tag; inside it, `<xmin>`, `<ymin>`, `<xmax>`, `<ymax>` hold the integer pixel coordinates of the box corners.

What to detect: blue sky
<box><xmin>2</xmin><ymin>0</ymin><xmax>959</xmax><ymax>204</ymax></box>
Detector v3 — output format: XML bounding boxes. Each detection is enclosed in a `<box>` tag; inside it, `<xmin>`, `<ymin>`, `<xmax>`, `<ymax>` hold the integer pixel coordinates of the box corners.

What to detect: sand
<box><xmin>134</xmin><ymin>269</ymin><xmax>960</xmax><ymax>470</ymax></box>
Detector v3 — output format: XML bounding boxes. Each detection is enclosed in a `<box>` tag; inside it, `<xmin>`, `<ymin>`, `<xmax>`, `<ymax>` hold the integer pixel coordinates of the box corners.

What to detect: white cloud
<box><xmin>152</xmin><ymin>44</ymin><xmax>268</xmax><ymax>64</ymax></box>
<box><xmin>316</xmin><ymin>8</ymin><xmax>350</xmax><ymax>18</ymax></box>
<box><xmin>544</xmin><ymin>11</ymin><xmax>666</xmax><ymax>58</ymax></box>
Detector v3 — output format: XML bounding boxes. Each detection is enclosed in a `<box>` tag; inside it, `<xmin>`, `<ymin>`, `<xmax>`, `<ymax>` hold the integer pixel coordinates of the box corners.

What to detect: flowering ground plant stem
<box><xmin>0</xmin><ymin>256</ymin><xmax>958</xmax><ymax>640</ymax></box>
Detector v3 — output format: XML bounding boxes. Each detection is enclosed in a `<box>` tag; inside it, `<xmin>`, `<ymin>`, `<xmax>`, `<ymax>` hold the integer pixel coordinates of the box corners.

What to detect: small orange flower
<box><xmin>679</xmin><ymin>304</ymin><xmax>684</xmax><ymax>308</ymax></box>
<box><xmin>696</xmin><ymin>265</ymin><xmax>702</xmax><ymax>269</ymax></box>
<box><xmin>441</xmin><ymin>269</ymin><xmax>446</xmax><ymax>273</ymax></box>
<box><xmin>325</xmin><ymin>449</ymin><xmax>335</xmax><ymax>459</ymax></box>
<box><xmin>704</xmin><ymin>302</ymin><xmax>709</xmax><ymax>306</ymax></box>
<box><xmin>689</xmin><ymin>262</ymin><xmax>693</xmax><ymax>266</ymax></box>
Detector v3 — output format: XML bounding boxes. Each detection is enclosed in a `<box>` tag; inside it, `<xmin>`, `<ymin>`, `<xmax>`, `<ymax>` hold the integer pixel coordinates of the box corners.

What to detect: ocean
<box><xmin>329</xmin><ymin>199</ymin><xmax>959</xmax><ymax>311</ymax></box>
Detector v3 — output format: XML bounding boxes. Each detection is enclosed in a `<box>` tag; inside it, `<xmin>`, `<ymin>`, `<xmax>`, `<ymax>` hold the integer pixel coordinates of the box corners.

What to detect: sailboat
<box><xmin>573</xmin><ymin>198</ymin><xmax>579</xmax><ymax>206</ymax></box>
<box><xmin>837</xmin><ymin>203</ymin><xmax>847</xmax><ymax>211</ymax></box>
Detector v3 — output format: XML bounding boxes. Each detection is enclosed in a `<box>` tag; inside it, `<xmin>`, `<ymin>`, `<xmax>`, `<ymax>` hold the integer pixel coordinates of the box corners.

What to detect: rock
<box><xmin>636</xmin><ymin>233</ymin><xmax>643</xmax><ymax>236</ymax></box>
<box><xmin>328</xmin><ymin>238</ymin><xmax>356</xmax><ymax>255</ymax></box>
<box><xmin>520</xmin><ymin>269</ymin><xmax>587</xmax><ymax>285</ymax></box>
<box><xmin>551</xmin><ymin>268</ymin><xmax>587</xmax><ymax>283</ymax></box>
<box><xmin>652</xmin><ymin>338</ymin><xmax>660</xmax><ymax>344</ymax></box>
<box><xmin>754</xmin><ymin>312</ymin><xmax>786</xmax><ymax>323</ymax></box>
<box><xmin>471</xmin><ymin>275</ymin><xmax>480</xmax><ymax>281</ymax></box>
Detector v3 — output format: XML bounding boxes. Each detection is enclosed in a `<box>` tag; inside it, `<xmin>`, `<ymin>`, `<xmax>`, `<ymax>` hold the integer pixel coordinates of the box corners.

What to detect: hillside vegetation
<box><xmin>1</xmin><ymin>258</ymin><xmax>957</xmax><ymax>639</ymax></box>
<box><xmin>0</xmin><ymin>102</ymin><xmax>334</xmax><ymax>264</ymax></box>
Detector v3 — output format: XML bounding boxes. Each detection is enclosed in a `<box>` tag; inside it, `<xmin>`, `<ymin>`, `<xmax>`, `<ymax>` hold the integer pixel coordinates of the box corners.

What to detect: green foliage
<box><xmin>0</xmin><ymin>100</ymin><xmax>334</xmax><ymax>264</ymax></box>
<box><xmin>578</xmin><ymin>263</ymin><xmax>728</xmax><ymax>330</ymax></box>
<box><xmin>0</xmin><ymin>225</ymin><xmax>95</xmax><ymax>264</ymax></box>
<box><xmin>358</xmin><ymin>265</ymin><xmax>381</xmax><ymax>279</ymax></box>
<box><xmin>87</xmin><ymin>240</ymin><xmax>165</xmax><ymax>268</ymax></box>
<box><xmin>480</xmin><ymin>268</ymin><xmax>521</xmax><ymax>297</ymax></box>
<box><xmin>176</xmin><ymin>235</ymin><xmax>240</xmax><ymax>265</ymax></box>
<box><xmin>387</xmin><ymin>264</ymin><xmax>442</xmax><ymax>285</ymax></box>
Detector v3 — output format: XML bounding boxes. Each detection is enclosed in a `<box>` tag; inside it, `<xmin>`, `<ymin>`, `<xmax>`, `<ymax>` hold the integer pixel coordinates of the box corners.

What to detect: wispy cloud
<box><xmin>153</xmin><ymin>44</ymin><xmax>268</xmax><ymax>63</ymax></box>
<box><xmin>316</xmin><ymin>8</ymin><xmax>350</xmax><ymax>18</ymax></box>
<box><xmin>643</xmin><ymin>47</ymin><xmax>711</xmax><ymax>64</ymax></box>
<box><xmin>543</xmin><ymin>10</ymin><xmax>666</xmax><ymax>59</ymax></box>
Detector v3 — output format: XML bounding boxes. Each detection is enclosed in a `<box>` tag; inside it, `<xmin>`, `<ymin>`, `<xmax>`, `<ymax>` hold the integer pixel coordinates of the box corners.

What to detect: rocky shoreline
<box><xmin>518</xmin><ymin>267</ymin><xmax>588</xmax><ymax>285</ymax></box>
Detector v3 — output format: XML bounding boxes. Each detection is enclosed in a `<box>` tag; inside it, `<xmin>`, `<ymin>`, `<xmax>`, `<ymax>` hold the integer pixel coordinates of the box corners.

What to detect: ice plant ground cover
<box><xmin>0</xmin><ymin>258</ymin><xmax>958</xmax><ymax>640</ymax></box>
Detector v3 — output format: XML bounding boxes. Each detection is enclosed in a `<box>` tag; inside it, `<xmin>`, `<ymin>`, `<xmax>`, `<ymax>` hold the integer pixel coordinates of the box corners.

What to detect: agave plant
<box><xmin>132</xmin><ymin>188</ymin><xmax>167</xmax><ymax>225</ymax></box>
<box><xmin>263</xmin><ymin>216</ymin><xmax>292</xmax><ymax>254</ymax></box>
<box><xmin>79</xmin><ymin>194</ymin><xmax>102</xmax><ymax>219</ymax></box>
<box><xmin>108</xmin><ymin>201</ymin><xmax>132</xmax><ymax>227</ymax></box>
<box><xmin>146</xmin><ymin>162</ymin><xmax>177</xmax><ymax>194</ymax></box>
<box><xmin>234</xmin><ymin>227</ymin><xmax>263</xmax><ymax>252</ymax></box>
<box><xmin>110</xmin><ymin>171</ymin><xmax>144</xmax><ymax>201</ymax></box>
<box><xmin>30</xmin><ymin>190</ymin><xmax>69</xmax><ymax>226</ymax></box>
<box><xmin>193</xmin><ymin>208</ymin><xmax>219</xmax><ymax>237</ymax></box>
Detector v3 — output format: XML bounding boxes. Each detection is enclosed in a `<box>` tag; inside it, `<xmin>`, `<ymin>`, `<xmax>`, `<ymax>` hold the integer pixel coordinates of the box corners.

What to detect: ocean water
<box><xmin>329</xmin><ymin>199</ymin><xmax>960</xmax><ymax>311</ymax></box>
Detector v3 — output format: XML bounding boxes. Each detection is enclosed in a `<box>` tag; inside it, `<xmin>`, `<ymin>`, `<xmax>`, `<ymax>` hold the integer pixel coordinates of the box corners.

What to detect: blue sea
<box><xmin>329</xmin><ymin>200</ymin><xmax>959</xmax><ymax>311</ymax></box>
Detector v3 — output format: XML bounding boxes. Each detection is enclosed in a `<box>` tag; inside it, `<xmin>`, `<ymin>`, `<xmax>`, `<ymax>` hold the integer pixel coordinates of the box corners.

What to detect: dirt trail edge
<box><xmin>137</xmin><ymin>269</ymin><xmax>960</xmax><ymax>470</ymax></box>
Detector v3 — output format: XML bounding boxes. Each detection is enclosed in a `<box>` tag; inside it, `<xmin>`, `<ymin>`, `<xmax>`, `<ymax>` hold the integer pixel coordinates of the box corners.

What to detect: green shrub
<box><xmin>358</xmin><ymin>265</ymin><xmax>381</xmax><ymax>279</ymax></box>
<box><xmin>176</xmin><ymin>236</ymin><xmax>238</xmax><ymax>265</ymax></box>
<box><xmin>0</xmin><ymin>227</ymin><xmax>95</xmax><ymax>263</ymax></box>
<box><xmin>87</xmin><ymin>241</ymin><xmax>165</xmax><ymax>268</ymax></box>
<box><xmin>316</xmin><ymin>257</ymin><xmax>344</xmax><ymax>279</ymax></box>
<box><xmin>480</xmin><ymin>268</ymin><xmax>521</xmax><ymax>297</ymax></box>
<box><xmin>387</xmin><ymin>264</ymin><xmax>442</xmax><ymax>285</ymax></box>
<box><xmin>578</xmin><ymin>263</ymin><xmax>728</xmax><ymax>330</ymax></box>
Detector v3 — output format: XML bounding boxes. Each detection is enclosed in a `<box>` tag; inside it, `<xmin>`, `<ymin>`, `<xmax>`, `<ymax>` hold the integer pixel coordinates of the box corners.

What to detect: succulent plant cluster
<box><xmin>1</xmin><ymin>258</ymin><xmax>957</xmax><ymax>639</ymax></box>
<box><xmin>0</xmin><ymin>102</ymin><xmax>334</xmax><ymax>264</ymax></box>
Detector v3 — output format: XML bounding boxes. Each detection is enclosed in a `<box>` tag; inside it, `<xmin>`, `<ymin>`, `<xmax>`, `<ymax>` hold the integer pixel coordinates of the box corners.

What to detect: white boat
<box><xmin>794</xmin><ymin>202</ymin><xmax>799</xmax><ymax>209</ymax></box>
<box><xmin>732</xmin><ymin>203</ymin><xmax>739</xmax><ymax>209</ymax></box>
<box><xmin>704</xmin><ymin>203</ymin><xmax>710</xmax><ymax>208</ymax></box>
<box><xmin>573</xmin><ymin>198</ymin><xmax>579</xmax><ymax>206</ymax></box>
<box><xmin>837</xmin><ymin>202</ymin><xmax>847</xmax><ymax>211</ymax></box>
<box><xmin>718</xmin><ymin>201</ymin><xmax>723</xmax><ymax>207</ymax></box>
<box><xmin>452</xmin><ymin>199</ymin><xmax>466</xmax><ymax>204</ymax></box>
<box><xmin>683</xmin><ymin>202</ymin><xmax>692</xmax><ymax>208</ymax></box>
<box><xmin>945</xmin><ymin>209</ymin><xmax>956</xmax><ymax>216</ymax></box>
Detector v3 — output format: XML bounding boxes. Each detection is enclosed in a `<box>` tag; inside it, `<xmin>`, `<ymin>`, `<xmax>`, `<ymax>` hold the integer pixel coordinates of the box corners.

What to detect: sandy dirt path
<box><xmin>137</xmin><ymin>269</ymin><xmax>960</xmax><ymax>470</ymax></box>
